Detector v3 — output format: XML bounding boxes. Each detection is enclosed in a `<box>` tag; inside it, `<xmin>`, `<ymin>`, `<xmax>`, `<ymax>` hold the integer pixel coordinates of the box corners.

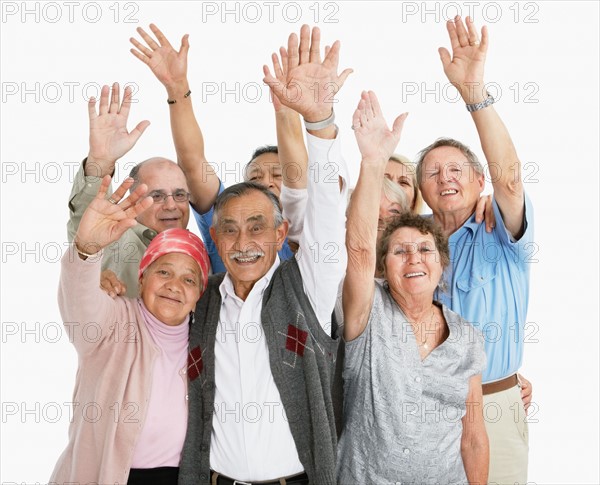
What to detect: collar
<box><xmin>133</xmin><ymin>222</ymin><xmax>157</xmax><ymax>246</ymax></box>
<box><xmin>219</xmin><ymin>255</ymin><xmax>281</xmax><ymax>303</ymax></box>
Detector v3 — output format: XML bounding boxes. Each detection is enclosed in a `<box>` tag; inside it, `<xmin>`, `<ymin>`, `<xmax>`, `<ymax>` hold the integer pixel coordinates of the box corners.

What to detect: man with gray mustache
<box><xmin>178</xmin><ymin>25</ymin><xmax>351</xmax><ymax>485</ymax></box>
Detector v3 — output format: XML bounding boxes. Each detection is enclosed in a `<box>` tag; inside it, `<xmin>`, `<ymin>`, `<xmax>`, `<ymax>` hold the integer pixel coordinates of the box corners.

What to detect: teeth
<box><xmin>441</xmin><ymin>189</ymin><xmax>457</xmax><ymax>196</ymax></box>
<box><xmin>230</xmin><ymin>251</ymin><xmax>264</xmax><ymax>263</ymax></box>
<box><xmin>405</xmin><ymin>272</ymin><xmax>425</xmax><ymax>278</ymax></box>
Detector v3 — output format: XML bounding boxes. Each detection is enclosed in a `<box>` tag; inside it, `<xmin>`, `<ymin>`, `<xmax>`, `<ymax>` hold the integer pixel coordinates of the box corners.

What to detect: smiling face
<box><xmin>135</xmin><ymin>159</ymin><xmax>191</xmax><ymax>233</ymax></box>
<box><xmin>419</xmin><ymin>146</ymin><xmax>484</xmax><ymax>215</ymax></box>
<box><xmin>383</xmin><ymin>227</ymin><xmax>444</xmax><ymax>299</ymax></box>
<box><xmin>244</xmin><ymin>152</ymin><xmax>283</xmax><ymax>198</ymax></box>
<box><xmin>210</xmin><ymin>189</ymin><xmax>288</xmax><ymax>299</ymax></box>
<box><xmin>140</xmin><ymin>253</ymin><xmax>202</xmax><ymax>326</ymax></box>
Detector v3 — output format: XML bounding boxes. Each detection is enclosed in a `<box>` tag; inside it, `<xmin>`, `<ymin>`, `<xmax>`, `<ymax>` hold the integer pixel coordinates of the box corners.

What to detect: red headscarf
<box><xmin>138</xmin><ymin>228</ymin><xmax>209</xmax><ymax>291</ymax></box>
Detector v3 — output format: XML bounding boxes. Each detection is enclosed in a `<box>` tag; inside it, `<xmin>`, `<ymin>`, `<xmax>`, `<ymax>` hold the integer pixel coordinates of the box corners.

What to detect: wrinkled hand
<box><xmin>86</xmin><ymin>83</ymin><xmax>150</xmax><ymax>177</ymax></box>
<box><xmin>130</xmin><ymin>23</ymin><xmax>189</xmax><ymax>89</ymax></box>
<box><xmin>439</xmin><ymin>16</ymin><xmax>488</xmax><ymax>103</ymax></box>
<box><xmin>352</xmin><ymin>91</ymin><xmax>407</xmax><ymax>164</ymax></box>
<box><xmin>75</xmin><ymin>176</ymin><xmax>153</xmax><ymax>255</ymax></box>
<box><xmin>519</xmin><ymin>373</ymin><xmax>533</xmax><ymax>414</ymax></box>
<box><xmin>100</xmin><ymin>269</ymin><xmax>127</xmax><ymax>298</ymax></box>
<box><xmin>263</xmin><ymin>25</ymin><xmax>352</xmax><ymax>122</ymax></box>
<box><xmin>474</xmin><ymin>194</ymin><xmax>496</xmax><ymax>233</ymax></box>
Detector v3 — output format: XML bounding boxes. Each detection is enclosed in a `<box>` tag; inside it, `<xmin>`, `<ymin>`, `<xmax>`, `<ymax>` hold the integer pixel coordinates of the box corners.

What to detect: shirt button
<box><xmin>415</xmin><ymin>376</ymin><xmax>421</xmax><ymax>383</ymax></box>
<box><xmin>403</xmin><ymin>448</ymin><xmax>410</xmax><ymax>455</ymax></box>
<box><xmin>185</xmin><ymin>394</ymin><xmax>189</xmax><ymax>400</ymax></box>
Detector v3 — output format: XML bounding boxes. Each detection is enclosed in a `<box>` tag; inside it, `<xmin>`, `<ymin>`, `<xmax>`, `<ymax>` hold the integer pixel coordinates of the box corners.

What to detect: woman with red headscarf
<box><xmin>50</xmin><ymin>176</ymin><xmax>209</xmax><ymax>485</ymax></box>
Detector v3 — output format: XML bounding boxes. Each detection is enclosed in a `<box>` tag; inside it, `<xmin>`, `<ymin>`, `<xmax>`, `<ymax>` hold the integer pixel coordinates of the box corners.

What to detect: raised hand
<box><xmin>439</xmin><ymin>16</ymin><xmax>488</xmax><ymax>103</ymax></box>
<box><xmin>130</xmin><ymin>23</ymin><xmax>189</xmax><ymax>89</ymax></box>
<box><xmin>75</xmin><ymin>176</ymin><xmax>153</xmax><ymax>256</ymax></box>
<box><xmin>263</xmin><ymin>25</ymin><xmax>353</xmax><ymax>122</ymax></box>
<box><xmin>352</xmin><ymin>91</ymin><xmax>407</xmax><ymax>164</ymax></box>
<box><xmin>86</xmin><ymin>83</ymin><xmax>150</xmax><ymax>177</ymax></box>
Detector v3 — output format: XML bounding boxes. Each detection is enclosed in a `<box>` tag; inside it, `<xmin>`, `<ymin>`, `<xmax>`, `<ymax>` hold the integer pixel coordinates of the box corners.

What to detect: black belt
<box><xmin>210</xmin><ymin>470</ymin><xmax>309</xmax><ymax>485</ymax></box>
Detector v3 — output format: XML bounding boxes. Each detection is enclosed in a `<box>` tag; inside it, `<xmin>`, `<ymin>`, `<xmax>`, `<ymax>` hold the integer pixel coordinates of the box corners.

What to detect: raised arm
<box><xmin>85</xmin><ymin>83</ymin><xmax>150</xmax><ymax>178</ymax></box>
<box><xmin>130</xmin><ymin>24</ymin><xmax>220</xmax><ymax>213</ymax></box>
<box><xmin>343</xmin><ymin>91</ymin><xmax>407</xmax><ymax>341</ymax></box>
<box><xmin>264</xmin><ymin>24</ymin><xmax>352</xmax><ymax>142</ymax></box>
<box><xmin>269</xmin><ymin>46</ymin><xmax>309</xmax><ymax>190</ymax></box>
<box><xmin>60</xmin><ymin>177</ymin><xmax>153</xmax><ymax>354</ymax></box>
<box><xmin>440</xmin><ymin>16</ymin><xmax>524</xmax><ymax>237</ymax></box>
<box><xmin>264</xmin><ymin>25</ymin><xmax>352</xmax><ymax>329</ymax></box>
<box><xmin>68</xmin><ymin>83</ymin><xmax>150</xmax><ymax>241</ymax></box>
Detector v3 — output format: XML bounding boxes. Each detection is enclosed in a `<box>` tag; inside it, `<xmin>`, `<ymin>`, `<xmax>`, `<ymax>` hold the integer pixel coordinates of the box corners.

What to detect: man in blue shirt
<box><xmin>417</xmin><ymin>17</ymin><xmax>533</xmax><ymax>484</ymax></box>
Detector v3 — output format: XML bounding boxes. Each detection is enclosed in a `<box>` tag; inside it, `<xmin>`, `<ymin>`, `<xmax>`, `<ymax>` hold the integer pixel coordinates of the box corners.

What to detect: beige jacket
<box><xmin>67</xmin><ymin>160</ymin><xmax>155</xmax><ymax>298</ymax></box>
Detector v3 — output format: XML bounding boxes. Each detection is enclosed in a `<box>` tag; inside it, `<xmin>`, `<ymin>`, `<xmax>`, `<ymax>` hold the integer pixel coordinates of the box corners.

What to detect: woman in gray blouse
<box><xmin>339</xmin><ymin>91</ymin><xmax>489</xmax><ymax>484</ymax></box>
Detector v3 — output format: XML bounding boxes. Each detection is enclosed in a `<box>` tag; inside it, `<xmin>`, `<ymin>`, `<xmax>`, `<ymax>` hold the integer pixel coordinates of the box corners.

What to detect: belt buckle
<box><xmin>233</xmin><ymin>481</ymin><xmax>252</xmax><ymax>485</ymax></box>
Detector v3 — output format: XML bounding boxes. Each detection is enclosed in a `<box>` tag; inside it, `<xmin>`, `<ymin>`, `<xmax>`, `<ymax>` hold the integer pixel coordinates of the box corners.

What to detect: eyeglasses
<box><xmin>148</xmin><ymin>190</ymin><xmax>190</xmax><ymax>204</ymax></box>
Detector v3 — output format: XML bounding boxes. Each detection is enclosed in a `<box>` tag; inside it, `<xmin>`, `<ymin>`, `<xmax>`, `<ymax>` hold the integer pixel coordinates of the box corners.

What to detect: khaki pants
<box><xmin>483</xmin><ymin>384</ymin><xmax>529</xmax><ymax>485</ymax></box>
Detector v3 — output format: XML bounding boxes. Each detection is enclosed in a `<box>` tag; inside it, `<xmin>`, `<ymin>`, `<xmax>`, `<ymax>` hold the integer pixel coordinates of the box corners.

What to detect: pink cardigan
<box><xmin>50</xmin><ymin>249</ymin><xmax>163</xmax><ymax>484</ymax></box>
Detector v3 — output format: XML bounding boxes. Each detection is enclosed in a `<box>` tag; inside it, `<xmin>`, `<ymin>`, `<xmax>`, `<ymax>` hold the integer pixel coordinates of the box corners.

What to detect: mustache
<box><xmin>229</xmin><ymin>250</ymin><xmax>265</xmax><ymax>260</ymax></box>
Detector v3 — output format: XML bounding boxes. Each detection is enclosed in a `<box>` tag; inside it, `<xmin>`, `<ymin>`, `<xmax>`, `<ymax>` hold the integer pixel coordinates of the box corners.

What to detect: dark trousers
<box><xmin>127</xmin><ymin>466</ymin><xmax>179</xmax><ymax>485</ymax></box>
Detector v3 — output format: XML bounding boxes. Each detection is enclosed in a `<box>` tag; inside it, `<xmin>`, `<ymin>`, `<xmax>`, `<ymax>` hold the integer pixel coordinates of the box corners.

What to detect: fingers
<box><xmin>367</xmin><ymin>90</ymin><xmax>382</xmax><ymax>117</ymax></box>
<box><xmin>109</xmin><ymin>82</ymin><xmax>120</xmax><ymax>113</ymax></box>
<box><xmin>446</xmin><ymin>19</ymin><xmax>460</xmax><ymax>51</ymax></box>
<box><xmin>110</xmin><ymin>177</ymin><xmax>135</xmax><ymax>205</ymax></box>
<box><xmin>180</xmin><ymin>33</ymin><xmax>190</xmax><ymax>57</ymax></box>
<box><xmin>362</xmin><ymin>90</ymin><xmax>375</xmax><ymax>119</ymax></box>
<box><xmin>438</xmin><ymin>47</ymin><xmax>452</xmax><ymax>70</ymax></box>
<box><xmin>279</xmin><ymin>47</ymin><xmax>289</xmax><ymax>75</ymax></box>
<box><xmin>480</xmin><ymin>25</ymin><xmax>489</xmax><ymax>52</ymax></box>
<box><xmin>126</xmin><ymin>194</ymin><xmax>154</xmax><ymax>220</ymax></box>
<box><xmin>149</xmin><ymin>23</ymin><xmax>172</xmax><ymax>48</ymax></box>
<box><xmin>100</xmin><ymin>270</ymin><xmax>127</xmax><ymax>298</ymax></box>
<box><xmin>118</xmin><ymin>85</ymin><xmax>133</xmax><ymax>118</ymax></box>
<box><xmin>466</xmin><ymin>16</ymin><xmax>479</xmax><ymax>44</ymax></box>
<box><xmin>391</xmin><ymin>112</ymin><xmax>409</xmax><ymax>139</ymax></box>
<box><xmin>95</xmin><ymin>175</ymin><xmax>113</xmax><ymax>201</ymax></box>
<box><xmin>337</xmin><ymin>67</ymin><xmax>354</xmax><ymax>90</ymax></box>
<box><xmin>98</xmin><ymin>84</ymin><xmax>110</xmax><ymax>116</ymax></box>
<box><xmin>287</xmin><ymin>32</ymin><xmax>299</xmax><ymax>72</ymax></box>
<box><xmin>130</xmin><ymin>120</ymin><xmax>151</xmax><ymax>145</ymax></box>
<box><xmin>454</xmin><ymin>15</ymin><xmax>469</xmax><ymax>46</ymax></box>
<box><xmin>136</xmin><ymin>26</ymin><xmax>159</xmax><ymax>50</ymax></box>
<box><xmin>474</xmin><ymin>195</ymin><xmax>486</xmax><ymax>223</ymax></box>
<box><xmin>88</xmin><ymin>95</ymin><xmax>98</xmax><ymax>120</ymax></box>
<box><xmin>272</xmin><ymin>52</ymin><xmax>284</xmax><ymax>81</ymax></box>
<box><xmin>298</xmin><ymin>24</ymin><xmax>310</xmax><ymax>65</ymax></box>
<box><xmin>129</xmin><ymin>37</ymin><xmax>152</xmax><ymax>60</ymax></box>
<box><xmin>484</xmin><ymin>194</ymin><xmax>495</xmax><ymax>232</ymax></box>
<box><xmin>351</xmin><ymin>98</ymin><xmax>364</xmax><ymax>132</ymax></box>
<box><xmin>309</xmin><ymin>26</ymin><xmax>321</xmax><ymax>63</ymax></box>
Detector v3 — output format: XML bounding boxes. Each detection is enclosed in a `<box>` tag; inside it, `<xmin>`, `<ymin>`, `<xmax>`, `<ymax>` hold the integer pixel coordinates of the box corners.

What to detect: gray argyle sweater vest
<box><xmin>178</xmin><ymin>258</ymin><xmax>339</xmax><ymax>485</ymax></box>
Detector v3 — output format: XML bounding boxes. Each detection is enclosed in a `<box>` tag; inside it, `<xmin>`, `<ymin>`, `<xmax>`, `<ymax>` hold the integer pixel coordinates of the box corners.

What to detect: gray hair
<box><xmin>212</xmin><ymin>181</ymin><xmax>284</xmax><ymax>228</ymax></box>
<box><xmin>415</xmin><ymin>138</ymin><xmax>483</xmax><ymax>187</ymax></box>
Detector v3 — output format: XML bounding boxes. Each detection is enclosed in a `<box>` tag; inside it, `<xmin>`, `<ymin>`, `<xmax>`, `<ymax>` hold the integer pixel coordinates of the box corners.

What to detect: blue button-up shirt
<box><xmin>434</xmin><ymin>194</ymin><xmax>534</xmax><ymax>383</ymax></box>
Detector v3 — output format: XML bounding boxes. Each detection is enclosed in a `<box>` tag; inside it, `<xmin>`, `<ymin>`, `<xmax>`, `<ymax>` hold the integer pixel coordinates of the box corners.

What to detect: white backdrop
<box><xmin>1</xmin><ymin>1</ymin><xmax>598</xmax><ymax>482</ymax></box>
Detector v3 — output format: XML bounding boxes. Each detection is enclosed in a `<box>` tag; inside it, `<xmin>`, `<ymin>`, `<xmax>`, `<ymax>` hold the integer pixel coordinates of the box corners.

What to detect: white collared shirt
<box><xmin>210</xmin><ymin>131</ymin><xmax>348</xmax><ymax>481</ymax></box>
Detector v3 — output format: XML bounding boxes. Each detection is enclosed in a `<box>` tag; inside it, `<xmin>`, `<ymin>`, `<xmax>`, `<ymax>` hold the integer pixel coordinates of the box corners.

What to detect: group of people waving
<box><xmin>51</xmin><ymin>16</ymin><xmax>534</xmax><ymax>485</ymax></box>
